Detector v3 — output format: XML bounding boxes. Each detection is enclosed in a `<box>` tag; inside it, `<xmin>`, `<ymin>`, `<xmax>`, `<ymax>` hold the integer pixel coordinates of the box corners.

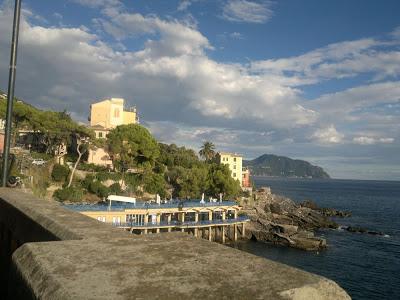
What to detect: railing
<box><xmin>113</xmin><ymin>215</ymin><xmax>250</xmax><ymax>228</ymax></box>
<box><xmin>65</xmin><ymin>200</ymin><xmax>238</xmax><ymax>212</ymax></box>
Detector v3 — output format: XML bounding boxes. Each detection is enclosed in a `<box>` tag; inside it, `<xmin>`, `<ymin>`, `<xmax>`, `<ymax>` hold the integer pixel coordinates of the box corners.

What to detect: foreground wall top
<box><xmin>0</xmin><ymin>189</ymin><xmax>350</xmax><ymax>299</ymax></box>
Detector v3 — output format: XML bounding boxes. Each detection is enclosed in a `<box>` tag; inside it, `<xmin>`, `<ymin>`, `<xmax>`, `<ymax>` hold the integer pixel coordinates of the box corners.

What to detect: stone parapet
<box><xmin>0</xmin><ymin>189</ymin><xmax>350</xmax><ymax>299</ymax></box>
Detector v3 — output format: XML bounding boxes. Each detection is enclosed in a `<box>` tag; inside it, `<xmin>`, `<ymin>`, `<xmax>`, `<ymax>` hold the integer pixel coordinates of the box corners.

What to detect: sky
<box><xmin>0</xmin><ymin>0</ymin><xmax>399</xmax><ymax>180</ymax></box>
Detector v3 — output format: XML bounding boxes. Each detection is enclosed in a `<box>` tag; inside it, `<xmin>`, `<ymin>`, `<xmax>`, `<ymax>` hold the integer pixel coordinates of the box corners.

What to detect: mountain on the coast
<box><xmin>244</xmin><ymin>154</ymin><xmax>330</xmax><ymax>179</ymax></box>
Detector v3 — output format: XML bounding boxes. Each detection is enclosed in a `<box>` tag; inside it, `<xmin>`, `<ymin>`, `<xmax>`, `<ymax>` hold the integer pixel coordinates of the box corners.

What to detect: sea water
<box><xmin>235</xmin><ymin>178</ymin><xmax>400</xmax><ymax>300</ymax></box>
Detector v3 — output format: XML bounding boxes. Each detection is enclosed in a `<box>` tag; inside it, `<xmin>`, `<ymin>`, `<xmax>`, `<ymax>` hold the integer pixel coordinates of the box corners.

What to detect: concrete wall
<box><xmin>0</xmin><ymin>189</ymin><xmax>350</xmax><ymax>299</ymax></box>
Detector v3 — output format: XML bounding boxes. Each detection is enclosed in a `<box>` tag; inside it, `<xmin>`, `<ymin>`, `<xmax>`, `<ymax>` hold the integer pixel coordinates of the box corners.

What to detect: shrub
<box><xmin>77</xmin><ymin>163</ymin><xmax>108</xmax><ymax>172</ymax></box>
<box><xmin>54</xmin><ymin>186</ymin><xmax>83</xmax><ymax>202</ymax></box>
<box><xmin>95</xmin><ymin>171</ymin><xmax>122</xmax><ymax>182</ymax></box>
<box><xmin>109</xmin><ymin>182</ymin><xmax>122</xmax><ymax>195</ymax></box>
<box><xmin>143</xmin><ymin>173</ymin><xmax>166</xmax><ymax>198</ymax></box>
<box><xmin>31</xmin><ymin>152</ymin><xmax>52</xmax><ymax>161</ymax></box>
<box><xmin>51</xmin><ymin>164</ymin><xmax>70</xmax><ymax>182</ymax></box>
<box><xmin>81</xmin><ymin>174</ymin><xmax>95</xmax><ymax>190</ymax></box>
<box><xmin>88</xmin><ymin>180</ymin><xmax>110</xmax><ymax>199</ymax></box>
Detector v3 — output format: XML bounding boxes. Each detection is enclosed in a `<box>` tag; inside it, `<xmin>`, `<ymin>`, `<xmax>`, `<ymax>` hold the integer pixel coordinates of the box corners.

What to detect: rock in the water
<box><xmin>241</xmin><ymin>188</ymin><xmax>336</xmax><ymax>251</ymax></box>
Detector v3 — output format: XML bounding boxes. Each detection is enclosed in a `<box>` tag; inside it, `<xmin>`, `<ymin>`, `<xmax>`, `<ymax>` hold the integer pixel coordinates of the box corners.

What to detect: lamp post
<box><xmin>1</xmin><ymin>0</ymin><xmax>22</xmax><ymax>187</ymax></box>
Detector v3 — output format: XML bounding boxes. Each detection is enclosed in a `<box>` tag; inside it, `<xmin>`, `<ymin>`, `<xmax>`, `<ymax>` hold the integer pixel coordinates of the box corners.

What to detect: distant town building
<box><xmin>87</xmin><ymin>98</ymin><xmax>138</xmax><ymax>167</ymax></box>
<box><xmin>215</xmin><ymin>152</ymin><xmax>243</xmax><ymax>186</ymax></box>
<box><xmin>242</xmin><ymin>167</ymin><xmax>251</xmax><ymax>188</ymax></box>
<box><xmin>89</xmin><ymin>98</ymin><xmax>138</xmax><ymax>138</ymax></box>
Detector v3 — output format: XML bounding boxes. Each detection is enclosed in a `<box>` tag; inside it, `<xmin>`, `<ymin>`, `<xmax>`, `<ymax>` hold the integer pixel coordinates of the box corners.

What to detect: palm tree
<box><xmin>199</xmin><ymin>141</ymin><xmax>216</xmax><ymax>162</ymax></box>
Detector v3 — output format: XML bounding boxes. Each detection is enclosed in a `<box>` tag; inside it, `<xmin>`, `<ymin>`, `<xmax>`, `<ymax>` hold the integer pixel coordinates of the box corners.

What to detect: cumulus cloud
<box><xmin>222</xmin><ymin>0</ymin><xmax>273</xmax><ymax>24</ymax></box>
<box><xmin>1</xmin><ymin>2</ymin><xmax>400</xmax><ymax>179</ymax></box>
<box><xmin>311</xmin><ymin>125</ymin><xmax>344</xmax><ymax>144</ymax></box>
<box><xmin>0</xmin><ymin>4</ymin><xmax>313</xmax><ymax>132</ymax></box>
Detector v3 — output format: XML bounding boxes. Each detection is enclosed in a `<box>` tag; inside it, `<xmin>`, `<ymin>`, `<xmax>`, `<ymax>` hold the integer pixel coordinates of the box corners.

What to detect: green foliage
<box><xmin>31</xmin><ymin>152</ymin><xmax>52</xmax><ymax>161</ymax></box>
<box><xmin>51</xmin><ymin>164</ymin><xmax>70</xmax><ymax>182</ymax></box>
<box><xmin>109</xmin><ymin>183</ymin><xmax>122</xmax><ymax>195</ymax></box>
<box><xmin>124</xmin><ymin>173</ymin><xmax>140</xmax><ymax>192</ymax></box>
<box><xmin>158</xmin><ymin>143</ymin><xmax>200</xmax><ymax>169</ymax></box>
<box><xmin>167</xmin><ymin>165</ymin><xmax>207</xmax><ymax>199</ymax></box>
<box><xmin>206</xmin><ymin>163</ymin><xmax>241</xmax><ymax>199</ymax></box>
<box><xmin>95</xmin><ymin>171</ymin><xmax>122</xmax><ymax>182</ymax></box>
<box><xmin>77</xmin><ymin>163</ymin><xmax>108</xmax><ymax>172</ymax></box>
<box><xmin>199</xmin><ymin>141</ymin><xmax>216</xmax><ymax>162</ymax></box>
<box><xmin>88</xmin><ymin>181</ymin><xmax>110</xmax><ymax>198</ymax></box>
<box><xmin>0</xmin><ymin>99</ymin><xmax>94</xmax><ymax>154</ymax></box>
<box><xmin>54</xmin><ymin>186</ymin><xmax>84</xmax><ymax>202</ymax></box>
<box><xmin>107</xmin><ymin>124</ymin><xmax>160</xmax><ymax>171</ymax></box>
<box><xmin>81</xmin><ymin>175</ymin><xmax>95</xmax><ymax>190</ymax></box>
<box><xmin>143</xmin><ymin>172</ymin><xmax>167</xmax><ymax>198</ymax></box>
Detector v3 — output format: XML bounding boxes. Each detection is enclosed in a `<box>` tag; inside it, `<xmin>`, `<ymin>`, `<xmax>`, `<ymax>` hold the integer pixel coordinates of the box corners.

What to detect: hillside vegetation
<box><xmin>0</xmin><ymin>92</ymin><xmax>242</xmax><ymax>201</ymax></box>
<box><xmin>244</xmin><ymin>154</ymin><xmax>330</xmax><ymax>179</ymax></box>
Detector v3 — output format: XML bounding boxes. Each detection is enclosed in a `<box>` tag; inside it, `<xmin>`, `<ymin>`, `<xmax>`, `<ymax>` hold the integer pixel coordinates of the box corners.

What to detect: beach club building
<box><xmin>65</xmin><ymin>197</ymin><xmax>249</xmax><ymax>244</ymax></box>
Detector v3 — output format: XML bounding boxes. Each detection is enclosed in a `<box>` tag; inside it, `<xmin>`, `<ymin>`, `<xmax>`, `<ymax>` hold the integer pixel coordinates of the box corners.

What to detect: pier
<box><xmin>66</xmin><ymin>200</ymin><xmax>249</xmax><ymax>243</ymax></box>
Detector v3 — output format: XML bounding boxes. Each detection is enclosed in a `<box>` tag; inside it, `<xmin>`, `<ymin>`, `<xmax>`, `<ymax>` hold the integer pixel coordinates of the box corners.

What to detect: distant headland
<box><xmin>244</xmin><ymin>154</ymin><xmax>330</xmax><ymax>179</ymax></box>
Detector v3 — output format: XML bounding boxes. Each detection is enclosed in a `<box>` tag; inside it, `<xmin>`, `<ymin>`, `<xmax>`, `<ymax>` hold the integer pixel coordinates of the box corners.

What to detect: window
<box><xmin>233</xmin><ymin>157</ymin><xmax>236</xmax><ymax>162</ymax></box>
<box><xmin>233</xmin><ymin>173</ymin><xmax>237</xmax><ymax>177</ymax></box>
<box><xmin>233</xmin><ymin>165</ymin><xmax>236</xmax><ymax>169</ymax></box>
<box><xmin>98</xmin><ymin>132</ymin><xmax>103</xmax><ymax>138</ymax></box>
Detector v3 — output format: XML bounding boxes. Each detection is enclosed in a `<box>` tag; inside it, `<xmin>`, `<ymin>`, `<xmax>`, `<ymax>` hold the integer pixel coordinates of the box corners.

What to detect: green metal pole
<box><xmin>2</xmin><ymin>0</ymin><xmax>22</xmax><ymax>187</ymax></box>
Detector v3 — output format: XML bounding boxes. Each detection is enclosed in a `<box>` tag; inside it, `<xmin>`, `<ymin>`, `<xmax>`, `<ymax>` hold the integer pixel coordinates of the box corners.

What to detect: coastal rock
<box><xmin>300</xmin><ymin>200</ymin><xmax>351</xmax><ymax>217</ymax></box>
<box><xmin>343</xmin><ymin>226</ymin><xmax>385</xmax><ymax>236</ymax></box>
<box><xmin>241</xmin><ymin>188</ymin><xmax>337</xmax><ymax>251</ymax></box>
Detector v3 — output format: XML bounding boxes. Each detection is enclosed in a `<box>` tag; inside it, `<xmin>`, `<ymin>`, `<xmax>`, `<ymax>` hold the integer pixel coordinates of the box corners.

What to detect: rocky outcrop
<box><xmin>300</xmin><ymin>200</ymin><xmax>351</xmax><ymax>217</ymax></box>
<box><xmin>241</xmin><ymin>189</ymin><xmax>342</xmax><ymax>251</ymax></box>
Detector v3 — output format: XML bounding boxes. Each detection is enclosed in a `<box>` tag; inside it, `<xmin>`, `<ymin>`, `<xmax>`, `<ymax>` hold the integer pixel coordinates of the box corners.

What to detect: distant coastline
<box><xmin>244</xmin><ymin>154</ymin><xmax>330</xmax><ymax>179</ymax></box>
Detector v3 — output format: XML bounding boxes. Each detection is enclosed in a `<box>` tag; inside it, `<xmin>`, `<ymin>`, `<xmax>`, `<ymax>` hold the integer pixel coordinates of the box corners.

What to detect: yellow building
<box><xmin>87</xmin><ymin>98</ymin><xmax>138</xmax><ymax>166</ymax></box>
<box><xmin>215</xmin><ymin>152</ymin><xmax>243</xmax><ymax>186</ymax></box>
<box><xmin>89</xmin><ymin>98</ymin><xmax>138</xmax><ymax>130</ymax></box>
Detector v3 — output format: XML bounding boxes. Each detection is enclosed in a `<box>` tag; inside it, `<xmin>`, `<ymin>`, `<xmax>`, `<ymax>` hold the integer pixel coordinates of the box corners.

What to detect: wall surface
<box><xmin>0</xmin><ymin>189</ymin><xmax>351</xmax><ymax>299</ymax></box>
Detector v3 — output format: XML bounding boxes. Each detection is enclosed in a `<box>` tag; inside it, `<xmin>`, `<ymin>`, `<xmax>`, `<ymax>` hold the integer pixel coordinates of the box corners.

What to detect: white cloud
<box><xmin>353</xmin><ymin>136</ymin><xmax>395</xmax><ymax>145</ymax></box>
<box><xmin>177</xmin><ymin>0</ymin><xmax>193</xmax><ymax>11</ymax></box>
<box><xmin>70</xmin><ymin>0</ymin><xmax>122</xmax><ymax>8</ymax></box>
<box><xmin>1</xmin><ymin>3</ymin><xmax>400</xmax><ymax>179</ymax></box>
<box><xmin>229</xmin><ymin>32</ymin><xmax>243</xmax><ymax>39</ymax></box>
<box><xmin>251</xmin><ymin>38</ymin><xmax>400</xmax><ymax>85</ymax></box>
<box><xmin>311</xmin><ymin>125</ymin><xmax>344</xmax><ymax>144</ymax></box>
<box><xmin>0</xmin><ymin>4</ymin><xmax>313</xmax><ymax>133</ymax></box>
<box><xmin>222</xmin><ymin>0</ymin><xmax>273</xmax><ymax>24</ymax></box>
<box><xmin>308</xmin><ymin>81</ymin><xmax>400</xmax><ymax>117</ymax></box>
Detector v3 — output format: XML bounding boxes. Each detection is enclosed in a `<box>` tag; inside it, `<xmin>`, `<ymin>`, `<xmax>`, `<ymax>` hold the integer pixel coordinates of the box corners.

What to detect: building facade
<box><xmin>89</xmin><ymin>98</ymin><xmax>138</xmax><ymax>129</ymax></box>
<box><xmin>87</xmin><ymin>98</ymin><xmax>138</xmax><ymax>167</ymax></box>
<box><xmin>66</xmin><ymin>200</ymin><xmax>249</xmax><ymax>243</ymax></box>
<box><xmin>215</xmin><ymin>152</ymin><xmax>243</xmax><ymax>186</ymax></box>
<box><xmin>242</xmin><ymin>167</ymin><xmax>251</xmax><ymax>188</ymax></box>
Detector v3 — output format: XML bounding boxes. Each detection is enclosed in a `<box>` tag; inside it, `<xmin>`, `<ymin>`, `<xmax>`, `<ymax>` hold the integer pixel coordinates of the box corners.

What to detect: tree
<box><xmin>67</xmin><ymin>127</ymin><xmax>94</xmax><ymax>187</ymax></box>
<box><xmin>107</xmin><ymin>124</ymin><xmax>160</xmax><ymax>172</ymax></box>
<box><xmin>207</xmin><ymin>163</ymin><xmax>241</xmax><ymax>199</ymax></box>
<box><xmin>199</xmin><ymin>141</ymin><xmax>216</xmax><ymax>162</ymax></box>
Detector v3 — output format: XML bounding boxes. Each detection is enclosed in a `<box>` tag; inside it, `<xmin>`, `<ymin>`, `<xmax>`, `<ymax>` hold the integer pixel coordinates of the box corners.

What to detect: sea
<box><xmin>235</xmin><ymin>177</ymin><xmax>400</xmax><ymax>300</ymax></box>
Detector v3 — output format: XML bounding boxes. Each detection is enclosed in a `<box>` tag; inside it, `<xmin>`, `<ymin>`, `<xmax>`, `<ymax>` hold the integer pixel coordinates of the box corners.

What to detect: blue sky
<box><xmin>0</xmin><ymin>0</ymin><xmax>399</xmax><ymax>180</ymax></box>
